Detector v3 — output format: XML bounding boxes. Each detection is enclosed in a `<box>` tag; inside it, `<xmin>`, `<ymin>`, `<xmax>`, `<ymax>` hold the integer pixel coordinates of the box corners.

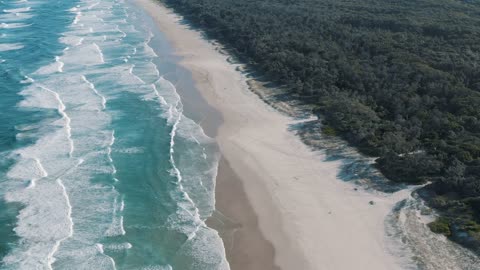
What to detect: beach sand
<box><xmin>135</xmin><ymin>0</ymin><xmax>411</xmax><ymax>269</ymax></box>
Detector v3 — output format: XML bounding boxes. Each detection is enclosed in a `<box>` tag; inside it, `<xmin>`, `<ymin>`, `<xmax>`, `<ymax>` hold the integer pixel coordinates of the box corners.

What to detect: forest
<box><xmin>160</xmin><ymin>0</ymin><xmax>480</xmax><ymax>250</ymax></box>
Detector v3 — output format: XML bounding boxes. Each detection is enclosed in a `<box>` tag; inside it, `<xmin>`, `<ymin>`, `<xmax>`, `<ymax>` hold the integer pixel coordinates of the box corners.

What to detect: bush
<box><xmin>428</xmin><ymin>218</ymin><xmax>451</xmax><ymax>236</ymax></box>
<box><xmin>322</xmin><ymin>125</ymin><xmax>337</xmax><ymax>136</ymax></box>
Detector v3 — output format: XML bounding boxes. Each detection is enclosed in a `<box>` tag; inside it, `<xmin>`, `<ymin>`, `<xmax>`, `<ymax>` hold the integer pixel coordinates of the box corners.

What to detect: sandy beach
<box><xmin>135</xmin><ymin>0</ymin><xmax>411</xmax><ymax>269</ymax></box>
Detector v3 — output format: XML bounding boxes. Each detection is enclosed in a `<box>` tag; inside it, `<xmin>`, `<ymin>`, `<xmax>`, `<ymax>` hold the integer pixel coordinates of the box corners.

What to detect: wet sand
<box><xmin>207</xmin><ymin>158</ymin><xmax>280</xmax><ymax>270</ymax></box>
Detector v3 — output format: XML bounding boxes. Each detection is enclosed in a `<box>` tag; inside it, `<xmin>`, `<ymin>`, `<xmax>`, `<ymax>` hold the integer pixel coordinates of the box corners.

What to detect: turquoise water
<box><xmin>0</xmin><ymin>0</ymin><xmax>228</xmax><ymax>269</ymax></box>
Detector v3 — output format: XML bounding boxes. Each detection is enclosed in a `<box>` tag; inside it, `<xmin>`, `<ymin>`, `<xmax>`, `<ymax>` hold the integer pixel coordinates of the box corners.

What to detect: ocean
<box><xmin>0</xmin><ymin>0</ymin><xmax>229</xmax><ymax>269</ymax></box>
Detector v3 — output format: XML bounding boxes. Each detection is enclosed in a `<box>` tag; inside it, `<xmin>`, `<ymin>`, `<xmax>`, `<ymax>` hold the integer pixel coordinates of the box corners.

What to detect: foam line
<box><xmin>157</xmin><ymin>77</ymin><xmax>180</xmax><ymax>123</ymax></box>
<box><xmin>0</xmin><ymin>43</ymin><xmax>24</xmax><ymax>52</ymax></box>
<box><xmin>109</xmin><ymin>130</ymin><xmax>115</xmax><ymax>147</ymax></box>
<box><xmin>40</xmin><ymin>86</ymin><xmax>74</xmax><ymax>157</ymax></box>
<box><xmin>0</xmin><ymin>12</ymin><xmax>34</xmax><ymax>22</ymax></box>
<box><xmin>129</xmin><ymin>64</ymin><xmax>145</xmax><ymax>83</ymax></box>
<box><xmin>47</xmin><ymin>179</ymin><xmax>74</xmax><ymax>270</ymax></box>
<box><xmin>82</xmin><ymin>75</ymin><xmax>106</xmax><ymax>110</ymax></box>
<box><xmin>104</xmin><ymin>242</ymin><xmax>133</xmax><ymax>251</ymax></box>
<box><xmin>73</xmin><ymin>11</ymin><xmax>81</xmax><ymax>24</ymax></box>
<box><xmin>93</xmin><ymin>43</ymin><xmax>105</xmax><ymax>64</ymax></box>
<box><xmin>0</xmin><ymin>22</ymin><xmax>30</xmax><ymax>29</ymax></box>
<box><xmin>115</xmin><ymin>25</ymin><xmax>127</xmax><ymax>38</ymax></box>
<box><xmin>20</xmin><ymin>76</ymin><xmax>34</xmax><ymax>84</ymax></box>
<box><xmin>120</xmin><ymin>198</ymin><xmax>125</xmax><ymax>212</ymax></box>
<box><xmin>163</xmin><ymin>75</ymin><xmax>207</xmax><ymax>237</ymax></box>
<box><xmin>96</xmin><ymin>243</ymin><xmax>104</xmax><ymax>254</ymax></box>
<box><xmin>106</xmin><ymin>195</ymin><xmax>126</xmax><ymax>237</ymax></box>
<box><xmin>3</xmin><ymin>7</ymin><xmax>31</xmax><ymax>13</ymax></box>
<box><xmin>55</xmin><ymin>56</ymin><xmax>64</xmax><ymax>72</ymax></box>
<box><xmin>119</xmin><ymin>216</ymin><xmax>126</xmax><ymax>235</ymax></box>
<box><xmin>149</xmin><ymin>61</ymin><xmax>161</xmax><ymax>79</ymax></box>
<box><xmin>28</xmin><ymin>158</ymin><xmax>49</xmax><ymax>188</ymax></box>
<box><xmin>168</xmin><ymin>102</ymin><xmax>204</xmax><ymax>240</ymax></box>
<box><xmin>146</xmin><ymin>32</ymin><xmax>153</xmax><ymax>44</ymax></box>
<box><xmin>151</xmin><ymin>84</ymin><xmax>167</xmax><ymax>106</ymax></box>
<box><xmin>88</xmin><ymin>2</ymin><xmax>99</xmax><ymax>10</ymax></box>
<box><xmin>35</xmin><ymin>158</ymin><xmax>48</xmax><ymax>178</ymax></box>
<box><xmin>108</xmin><ymin>130</ymin><xmax>117</xmax><ymax>175</ymax></box>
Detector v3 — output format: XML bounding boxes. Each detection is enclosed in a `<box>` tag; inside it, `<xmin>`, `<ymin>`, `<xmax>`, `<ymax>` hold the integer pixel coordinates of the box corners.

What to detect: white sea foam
<box><xmin>55</xmin><ymin>56</ymin><xmax>64</xmax><ymax>72</ymax></box>
<box><xmin>6</xmin><ymin>59</ymin><xmax>118</xmax><ymax>266</ymax></box>
<box><xmin>82</xmin><ymin>75</ymin><xmax>107</xmax><ymax>110</ymax></box>
<box><xmin>154</xmin><ymin>74</ymin><xmax>220</xmax><ymax>220</ymax></box>
<box><xmin>46</xmin><ymin>179</ymin><xmax>74</xmax><ymax>269</ymax></box>
<box><xmin>136</xmin><ymin>42</ymin><xmax>158</xmax><ymax>58</ymax></box>
<box><xmin>115</xmin><ymin>147</ymin><xmax>144</xmax><ymax>154</ymax></box>
<box><xmin>39</xmin><ymin>85</ymin><xmax>74</xmax><ymax>156</ymax></box>
<box><xmin>150</xmin><ymin>84</ymin><xmax>168</xmax><ymax>106</ymax></box>
<box><xmin>34</xmin><ymin>59</ymin><xmax>65</xmax><ymax>75</ymax></box>
<box><xmin>3</xmin><ymin>157</ymin><xmax>78</xmax><ymax>269</ymax></box>
<box><xmin>0</xmin><ymin>12</ymin><xmax>33</xmax><ymax>21</ymax></box>
<box><xmin>168</xmin><ymin>101</ymin><xmax>204</xmax><ymax>240</ymax></box>
<box><xmin>3</xmin><ymin>0</ymin><xmax>228</xmax><ymax>268</ymax></box>
<box><xmin>60</xmin><ymin>36</ymin><xmax>84</xmax><ymax>46</ymax></box>
<box><xmin>18</xmin><ymin>84</ymin><xmax>60</xmax><ymax>110</ymax></box>
<box><xmin>96</xmin><ymin>243</ymin><xmax>105</xmax><ymax>254</ymax></box>
<box><xmin>73</xmin><ymin>11</ymin><xmax>82</xmax><ymax>24</ymax></box>
<box><xmin>105</xmin><ymin>195</ymin><xmax>126</xmax><ymax>237</ymax></box>
<box><xmin>129</xmin><ymin>64</ymin><xmax>145</xmax><ymax>83</ymax></box>
<box><xmin>175</xmin><ymin>118</ymin><xmax>219</xmax><ymax>219</ymax></box>
<box><xmin>20</xmin><ymin>76</ymin><xmax>34</xmax><ymax>84</ymax></box>
<box><xmin>141</xmin><ymin>265</ymin><xmax>173</xmax><ymax>270</ymax></box>
<box><xmin>119</xmin><ymin>198</ymin><xmax>125</xmax><ymax>212</ymax></box>
<box><xmin>88</xmin><ymin>2</ymin><xmax>99</xmax><ymax>10</ymax></box>
<box><xmin>3</xmin><ymin>7</ymin><xmax>31</xmax><ymax>13</ymax></box>
<box><xmin>60</xmin><ymin>43</ymin><xmax>105</xmax><ymax>66</ymax></box>
<box><xmin>0</xmin><ymin>43</ymin><xmax>23</xmax><ymax>51</ymax></box>
<box><xmin>105</xmin><ymin>130</ymin><xmax>117</xmax><ymax>178</ymax></box>
<box><xmin>27</xmin><ymin>158</ymin><xmax>48</xmax><ymax>188</ymax></box>
<box><xmin>129</xmin><ymin>60</ymin><xmax>160</xmax><ymax>84</ymax></box>
<box><xmin>103</xmin><ymin>242</ymin><xmax>132</xmax><ymax>252</ymax></box>
<box><xmin>93</xmin><ymin>43</ymin><xmax>105</xmax><ymax>63</ymax></box>
<box><xmin>115</xmin><ymin>25</ymin><xmax>127</xmax><ymax>38</ymax></box>
<box><xmin>7</xmin><ymin>156</ymin><xmax>48</xmax><ymax>183</ymax></box>
<box><xmin>35</xmin><ymin>158</ymin><xmax>49</xmax><ymax>177</ymax></box>
<box><xmin>0</xmin><ymin>22</ymin><xmax>29</xmax><ymax>28</ymax></box>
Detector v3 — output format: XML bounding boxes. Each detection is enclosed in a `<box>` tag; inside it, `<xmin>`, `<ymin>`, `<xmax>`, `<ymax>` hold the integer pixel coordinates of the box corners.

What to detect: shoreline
<box><xmin>206</xmin><ymin>157</ymin><xmax>280</xmax><ymax>270</ymax></box>
<box><xmin>135</xmin><ymin>0</ymin><xmax>411</xmax><ymax>269</ymax></box>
